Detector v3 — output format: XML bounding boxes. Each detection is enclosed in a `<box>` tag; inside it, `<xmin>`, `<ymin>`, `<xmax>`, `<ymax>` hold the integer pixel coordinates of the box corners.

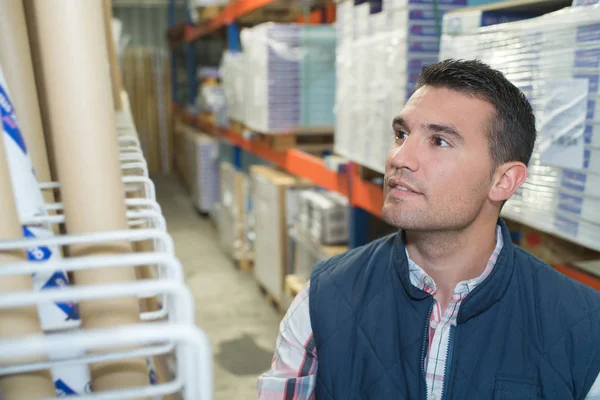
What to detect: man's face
<box><xmin>382</xmin><ymin>86</ymin><xmax>496</xmax><ymax>231</ymax></box>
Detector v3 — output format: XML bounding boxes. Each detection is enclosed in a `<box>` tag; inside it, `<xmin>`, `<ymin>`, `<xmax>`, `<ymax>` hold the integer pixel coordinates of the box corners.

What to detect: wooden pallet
<box><xmin>238</xmin><ymin>1</ymin><xmax>302</xmax><ymax>24</ymax></box>
<box><xmin>285</xmin><ymin>274</ymin><xmax>307</xmax><ymax>299</ymax></box>
<box><xmin>228</xmin><ymin>119</ymin><xmax>334</xmax><ymax>152</ymax></box>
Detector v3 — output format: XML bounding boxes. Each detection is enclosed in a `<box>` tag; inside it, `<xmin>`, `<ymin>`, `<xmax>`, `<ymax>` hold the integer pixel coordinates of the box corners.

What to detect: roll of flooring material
<box><xmin>0</xmin><ymin>88</ymin><xmax>55</xmax><ymax>400</ymax></box>
<box><xmin>25</xmin><ymin>0</ymin><xmax>149</xmax><ymax>395</ymax></box>
<box><xmin>0</xmin><ymin>67</ymin><xmax>79</xmax><ymax>333</ymax></box>
<box><xmin>0</xmin><ymin>0</ymin><xmax>54</xmax><ymax>202</ymax></box>
<box><xmin>103</xmin><ymin>0</ymin><xmax>123</xmax><ymax>111</ymax></box>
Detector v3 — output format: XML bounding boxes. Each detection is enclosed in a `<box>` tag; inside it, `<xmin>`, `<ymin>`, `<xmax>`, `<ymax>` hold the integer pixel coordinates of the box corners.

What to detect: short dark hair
<box><xmin>416</xmin><ymin>59</ymin><xmax>536</xmax><ymax>167</ymax></box>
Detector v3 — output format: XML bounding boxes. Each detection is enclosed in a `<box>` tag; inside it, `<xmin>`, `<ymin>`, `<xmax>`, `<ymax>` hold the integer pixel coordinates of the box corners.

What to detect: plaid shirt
<box><xmin>258</xmin><ymin>226</ymin><xmax>600</xmax><ymax>400</ymax></box>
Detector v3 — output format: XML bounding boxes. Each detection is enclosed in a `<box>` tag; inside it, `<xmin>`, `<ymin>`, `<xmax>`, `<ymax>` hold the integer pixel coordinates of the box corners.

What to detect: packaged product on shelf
<box><xmin>0</xmin><ymin>66</ymin><xmax>79</xmax><ymax>332</ymax></box>
<box><xmin>240</xmin><ymin>23</ymin><xmax>336</xmax><ymax>133</ymax></box>
<box><xmin>184</xmin><ymin>128</ymin><xmax>220</xmax><ymax>214</ymax></box>
<box><xmin>440</xmin><ymin>5</ymin><xmax>600</xmax><ymax>250</ymax></box>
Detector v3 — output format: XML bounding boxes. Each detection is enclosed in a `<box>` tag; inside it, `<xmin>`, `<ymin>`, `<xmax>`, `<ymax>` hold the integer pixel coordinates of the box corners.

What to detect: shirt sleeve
<box><xmin>585</xmin><ymin>373</ymin><xmax>600</xmax><ymax>399</ymax></box>
<box><xmin>257</xmin><ymin>283</ymin><xmax>317</xmax><ymax>400</ymax></box>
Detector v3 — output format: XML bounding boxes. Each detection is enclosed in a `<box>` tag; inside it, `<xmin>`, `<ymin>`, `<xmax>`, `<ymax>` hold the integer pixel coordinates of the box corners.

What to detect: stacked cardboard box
<box><xmin>440</xmin><ymin>5</ymin><xmax>600</xmax><ymax>251</ymax></box>
<box><xmin>184</xmin><ymin>128</ymin><xmax>220</xmax><ymax>214</ymax></box>
<box><xmin>298</xmin><ymin>190</ymin><xmax>349</xmax><ymax>245</ymax></box>
<box><xmin>334</xmin><ymin>0</ymin><xmax>467</xmax><ymax>173</ymax></box>
<box><xmin>240</xmin><ymin>23</ymin><xmax>337</xmax><ymax>133</ymax></box>
<box><xmin>217</xmin><ymin>162</ymin><xmax>251</xmax><ymax>260</ymax></box>
<box><xmin>251</xmin><ymin>166</ymin><xmax>310</xmax><ymax>303</ymax></box>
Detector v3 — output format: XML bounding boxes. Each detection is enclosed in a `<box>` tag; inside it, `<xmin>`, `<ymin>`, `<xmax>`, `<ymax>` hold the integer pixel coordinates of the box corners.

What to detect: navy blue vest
<box><xmin>309</xmin><ymin>220</ymin><xmax>600</xmax><ymax>399</ymax></box>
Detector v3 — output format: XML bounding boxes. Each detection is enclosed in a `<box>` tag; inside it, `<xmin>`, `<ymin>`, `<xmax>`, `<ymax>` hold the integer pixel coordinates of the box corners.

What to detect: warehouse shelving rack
<box><xmin>167</xmin><ymin>0</ymin><xmax>600</xmax><ymax>291</ymax></box>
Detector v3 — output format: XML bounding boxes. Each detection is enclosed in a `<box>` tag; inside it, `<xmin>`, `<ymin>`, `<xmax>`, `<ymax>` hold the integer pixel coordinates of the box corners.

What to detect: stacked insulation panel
<box><xmin>440</xmin><ymin>5</ymin><xmax>600</xmax><ymax>250</ymax></box>
<box><xmin>240</xmin><ymin>23</ymin><xmax>336</xmax><ymax>133</ymax></box>
<box><xmin>334</xmin><ymin>0</ymin><xmax>468</xmax><ymax>172</ymax></box>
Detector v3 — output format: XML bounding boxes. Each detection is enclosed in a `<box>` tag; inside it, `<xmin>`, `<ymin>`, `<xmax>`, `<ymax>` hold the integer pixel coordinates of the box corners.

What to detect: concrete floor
<box><xmin>154</xmin><ymin>175</ymin><xmax>281</xmax><ymax>400</ymax></box>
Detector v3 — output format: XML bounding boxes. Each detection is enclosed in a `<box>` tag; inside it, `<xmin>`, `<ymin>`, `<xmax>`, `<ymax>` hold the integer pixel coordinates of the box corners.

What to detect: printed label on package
<box><xmin>584</xmin><ymin>148</ymin><xmax>591</xmax><ymax>168</ymax></box>
<box><xmin>554</xmin><ymin>214</ymin><xmax>579</xmax><ymax>237</ymax></box>
<box><xmin>574</xmin><ymin>49</ymin><xmax>600</xmax><ymax>68</ymax></box>
<box><xmin>408</xmin><ymin>40</ymin><xmax>440</xmax><ymax>52</ymax></box>
<box><xmin>561</xmin><ymin>170</ymin><xmax>587</xmax><ymax>192</ymax></box>
<box><xmin>576</xmin><ymin>23</ymin><xmax>600</xmax><ymax>42</ymax></box>
<box><xmin>584</xmin><ymin>124</ymin><xmax>593</xmax><ymax>144</ymax></box>
<box><xmin>587</xmin><ymin>99</ymin><xmax>596</xmax><ymax>120</ymax></box>
<box><xmin>409</xmin><ymin>25</ymin><xmax>440</xmax><ymax>36</ymax></box>
<box><xmin>557</xmin><ymin>192</ymin><xmax>584</xmax><ymax>215</ymax></box>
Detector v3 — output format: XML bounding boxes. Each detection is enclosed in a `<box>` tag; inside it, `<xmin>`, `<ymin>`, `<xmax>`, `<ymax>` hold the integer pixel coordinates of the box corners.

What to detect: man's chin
<box><xmin>381</xmin><ymin>204</ymin><xmax>427</xmax><ymax>230</ymax></box>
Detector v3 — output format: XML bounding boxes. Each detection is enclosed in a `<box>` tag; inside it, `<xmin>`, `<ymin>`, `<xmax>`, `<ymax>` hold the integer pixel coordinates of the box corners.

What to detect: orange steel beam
<box><xmin>184</xmin><ymin>0</ymin><xmax>277</xmax><ymax>42</ymax></box>
<box><xmin>188</xmin><ymin>109</ymin><xmax>349</xmax><ymax>197</ymax></box>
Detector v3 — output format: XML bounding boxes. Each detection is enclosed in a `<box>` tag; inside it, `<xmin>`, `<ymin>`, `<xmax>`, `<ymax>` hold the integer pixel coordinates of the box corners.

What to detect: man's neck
<box><xmin>404</xmin><ymin>219</ymin><xmax>498</xmax><ymax>311</ymax></box>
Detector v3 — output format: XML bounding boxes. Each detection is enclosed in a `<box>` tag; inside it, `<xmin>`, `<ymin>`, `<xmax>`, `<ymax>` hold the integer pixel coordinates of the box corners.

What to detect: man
<box><xmin>258</xmin><ymin>59</ymin><xmax>600</xmax><ymax>400</ymax></box>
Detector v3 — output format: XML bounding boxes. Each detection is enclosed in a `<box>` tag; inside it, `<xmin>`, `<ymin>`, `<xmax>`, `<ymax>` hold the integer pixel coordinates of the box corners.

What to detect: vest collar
<box><xmin>391</xmin><ymin>218</ymin><xmax>516</xmax><ymax>322</ymax></box>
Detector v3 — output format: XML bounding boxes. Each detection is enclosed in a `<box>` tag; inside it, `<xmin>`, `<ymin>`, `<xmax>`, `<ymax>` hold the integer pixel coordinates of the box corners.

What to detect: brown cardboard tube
<box><xmin>103</xmin><ymin>0</ymin><xmax>123</xmax><ymax>111</ymax></box>
<box><xmin>0</xmin><ymin>0</ymin><xmax>54</xmax><ymax>204</ymax></box>
<box><xmin>0</xmin><ymin>123</ymin><xmax>55</xmax><ymax>398</ymax></box>
<box><xmin>25</xmin><ymin>0</ymin><xmax>149</xmax><ymax>395</ymax></box>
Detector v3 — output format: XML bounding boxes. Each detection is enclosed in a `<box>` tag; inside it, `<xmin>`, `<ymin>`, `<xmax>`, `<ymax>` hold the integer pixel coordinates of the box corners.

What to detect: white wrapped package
<box><xmin>240</xmin><ymin>23</ymin><xmax>336</xmax><ymax>134</ymax></box>
<box><xmin>440</xmin><ymin>5</ymin><xmax>600</xmax><ymax>250</ymax></box>
<box><xmin>219</xmin><ymin>51</ymin><xmax>245</xmax><ymax>123</ymax></box>
<box><xmin>334</xmin><ymin>28</ymin><xmax>437</xmax><ymax>172</ymax></box>
<box><xmin>0</xmin><ymin>66</ymin><xmax>79</xmax><ymax>331</ymax></box>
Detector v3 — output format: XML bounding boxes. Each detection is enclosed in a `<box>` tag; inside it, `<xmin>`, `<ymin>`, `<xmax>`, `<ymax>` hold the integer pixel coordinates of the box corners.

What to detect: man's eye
<box><xmin>395</xmin><ymin>132</ymin><xmax>408</xmax><ymax>140</ymax></box>
<box><xmin>433</xmin><ymin>136</ymin><xmax>450</xmax><ymax>147</ymax></box>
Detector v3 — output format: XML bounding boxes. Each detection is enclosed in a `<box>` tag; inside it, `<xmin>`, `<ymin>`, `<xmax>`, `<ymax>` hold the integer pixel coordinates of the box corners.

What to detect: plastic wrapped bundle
<box><xmin>240</xmin><ymin>23</ymin><xmax>336</xmax><ymax>133</ymax></box>
<box><xmin>219</xmin><ymin>51</ymin><xmax>245</xmax><ymax>124</ymax></box>
<box><xmin>334</xmin><ymin>0</ymin><xmax>469</xmax><ymax>172</ymax></box>
<box><xmin>440</xmin><ymin>5</ymin><xmax>600</xmax><ymax>250</ymax></box>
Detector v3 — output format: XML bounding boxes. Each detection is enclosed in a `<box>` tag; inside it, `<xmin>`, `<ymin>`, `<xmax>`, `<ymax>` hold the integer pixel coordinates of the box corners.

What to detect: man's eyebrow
<box><xmin>392</xmin><ymin>117</ymin><xmax>409</xmax><ymax>130</ymax></box>
<box><xmin>422</xmin><ymin>122</ymin><xmax>464</xmax><ymax>142</ymax></box>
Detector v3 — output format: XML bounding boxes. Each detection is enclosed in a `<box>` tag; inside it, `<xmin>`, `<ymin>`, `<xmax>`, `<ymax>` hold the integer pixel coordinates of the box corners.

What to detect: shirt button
<box><xmin>430</xmin><ymin>394</ymin><xmax>438</xmax><ymax>400</ymax></box>
<box><xmin>430</xmin><ymin>320</ymin><xmax>439</xmax><ymax>329</ymax></box>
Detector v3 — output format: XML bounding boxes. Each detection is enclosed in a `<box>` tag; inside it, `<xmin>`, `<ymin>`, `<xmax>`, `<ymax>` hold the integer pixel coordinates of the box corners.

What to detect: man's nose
<box><xmin>389</xmin><ymin>135</ymin><xmax>420</xmax><ymax>172</ymax></box>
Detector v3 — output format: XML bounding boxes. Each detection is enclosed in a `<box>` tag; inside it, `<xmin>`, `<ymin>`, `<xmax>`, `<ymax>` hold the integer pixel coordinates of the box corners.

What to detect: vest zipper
<box><xmin>421</xmin><ymin>302</ymin><xmax>434</xmax><ymax>400</ymax></box>
<box><xmin>440</xmin><ymin>325</ymin><xmax>456</xmax><ymax>400</ymax></box>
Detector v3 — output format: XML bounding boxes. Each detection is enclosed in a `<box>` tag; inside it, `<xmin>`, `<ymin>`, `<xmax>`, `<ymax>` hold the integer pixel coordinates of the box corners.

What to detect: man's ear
<box><xmin>489</xmin><ymin>161</ymin><xmax>528</xmax><ymax>202</ymax></box>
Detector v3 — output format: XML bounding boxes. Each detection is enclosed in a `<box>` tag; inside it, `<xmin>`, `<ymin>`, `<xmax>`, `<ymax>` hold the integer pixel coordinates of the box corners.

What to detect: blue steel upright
<box><xmin>168</xmin><ymin>0</ymin><xmax>178</xmax><ymax>104</ymax></box>
<box><xmin>186</xmin><ymin>5</ymin><xmax>197</xmax><ymax>106</ymax></box>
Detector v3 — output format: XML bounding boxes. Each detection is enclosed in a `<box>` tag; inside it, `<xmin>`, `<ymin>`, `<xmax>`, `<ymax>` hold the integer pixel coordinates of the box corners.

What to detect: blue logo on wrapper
<box><xmin>0</xmin><ymin>83</ymin><xmax>27</xmax><ymax>154</ymax></box>
<box><xmin>23</xmin><ymin>226</ymin><xmax>52</xmax><ymax>261</ymax></box>
<box><xmin>41</xmin><ymin>271</ymin><xmax>79</xmax><ymax>320</ymax></box>
<box><xmin>23</xmin><ymin>227</ymin><xmax>79</xmax><ymax>321</ymax></box>
<box><xmin>55</xmin><ymin>379</ymin><xmax>77</xmax><ymax>395</ymax></box>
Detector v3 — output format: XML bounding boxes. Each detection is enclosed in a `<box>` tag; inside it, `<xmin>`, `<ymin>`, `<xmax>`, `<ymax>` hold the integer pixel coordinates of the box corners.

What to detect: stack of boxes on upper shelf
<box><xmin>334</xmin><ymin>0</ymin><xmax>538</xmax><ymax>173</ymax></box>
<box><xmin>239</xmin><ymin>23</ymin><xmax>337</xmax><ymax>133</ymax></box>
<box><xmin>440</xmin><ymin>4</ymin><xmax>600</xmax><ymax>251</ymax></box>
<box><xmin>219</xmin><ymin>23</ymin><xmax>336</xmax><ymax>134</ymax></box>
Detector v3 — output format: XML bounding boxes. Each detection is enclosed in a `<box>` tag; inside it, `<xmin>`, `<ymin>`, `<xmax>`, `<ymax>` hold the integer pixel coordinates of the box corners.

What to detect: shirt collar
<box><xmin>406</xmin><ymin>225</ymin><xmax>504</xmax><ymax>296</ymax></box>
